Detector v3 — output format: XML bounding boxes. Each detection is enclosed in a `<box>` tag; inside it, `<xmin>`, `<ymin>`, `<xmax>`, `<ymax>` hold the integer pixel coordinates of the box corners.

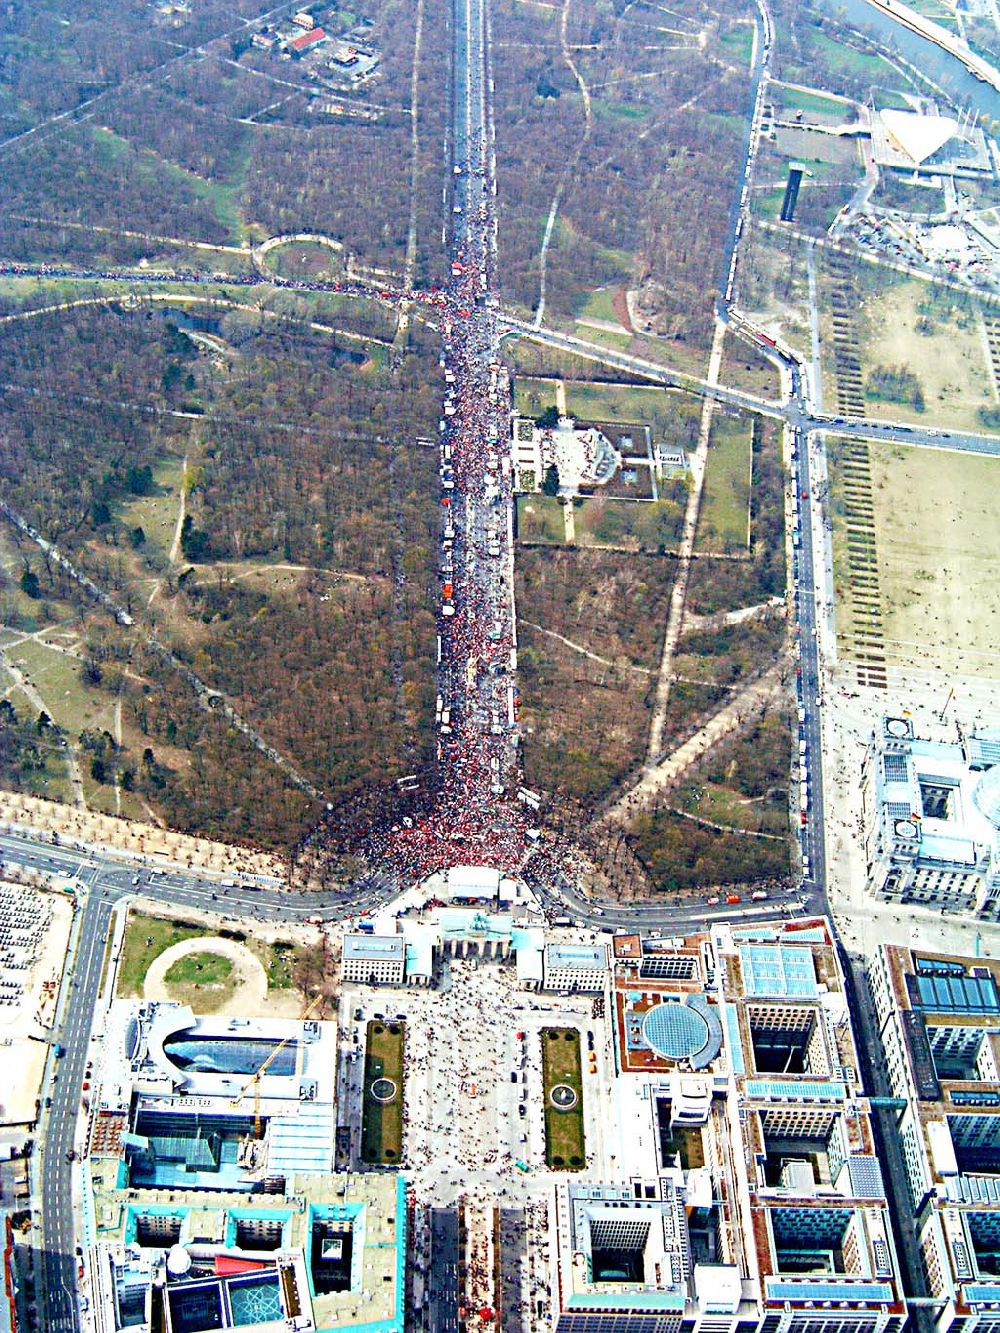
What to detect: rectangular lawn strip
<box><xmin>562</xmin><ymin>381</ymin><xmax>668</xmax><ymax>424</ymax></box>
<box><xmin>361</xmin><ymin>1019</ymin><xmax>405</xmax><ymax>1165</ymax></box>
<box><xmin>696</xmin><ymin>413</ymin><xmax>752</xmax><ymax>552</ymax></box>
<box><xmin>116</xmin><ymin>910</ymin><xmax>207</xmax><ymax>996</ymax></box>
<box><xmin>117</xmin><ymin>453</ymin><xmax>187</xmax><ymax>560</ymax></box>
<box><xmin>540</xmin><ymin>1027</ymin><xmax>586</xmax><ymax>1170</ymax></box>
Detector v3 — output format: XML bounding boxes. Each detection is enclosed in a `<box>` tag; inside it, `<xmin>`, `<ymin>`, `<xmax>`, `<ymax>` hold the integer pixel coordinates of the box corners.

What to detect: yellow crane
<box><xmin>231</xmin><ymin>991</ymin><xmax>324</xmax><ymax>1137</ymax></box>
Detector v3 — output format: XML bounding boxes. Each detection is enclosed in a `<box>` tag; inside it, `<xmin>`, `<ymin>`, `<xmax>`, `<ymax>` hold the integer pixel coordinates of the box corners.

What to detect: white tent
<box><xmin>881</xmin><ymin>109</ymin><xmax>957</xmax><ymax>164</ymax></box>
<box><xmin>447</xmin><ymin>864</ymin><xmax>501</xmax><ymax>899</ymax></box>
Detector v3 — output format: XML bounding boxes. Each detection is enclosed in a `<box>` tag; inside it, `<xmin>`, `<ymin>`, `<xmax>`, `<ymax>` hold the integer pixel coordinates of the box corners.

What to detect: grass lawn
<box><xmin>265</xmin><ymin>241</ymin><xmax>343</xmax><ymax>281</ymax></box>
<box><xmin>4</xmin><ymin>638</ymin><xmax>117</xmax><ymax>739</ymax></box>
<box><xmin>863</xmin><ymin>444</ymin><xmax>1000</xmax><ymax>677</ymax></box>
<box><xmin>116</xmin><ymin>911</ymin><xmax>206</xmax><ymax>996</ymax></box>
<box><xmin>118</xmin><ymin>453</ymin><xmax>187</xmax><ymax>560</ymax></box>
<box><xmin>806</xmin><ymin>29</ymin><xmax>894</xmax><ymax>81</ymax></box>
<box><xmin>562</xmin><ymin>381</ymin><xmax>667</xmax><ymax>424</ymax></box>
<box><xmin>514</xmin><ymin>376</ymin><xmax>562</xmax><ymax>417</ymax></box>
<box><xmin>573</xmin><ymin>325</ymin><xmax>633</xmax><ymax>352</ymax></box>
<box><xmin>696</xmin><ymin>414</ymin><xmax>752</xmax><ymax>552</ymax></box>
<box><xmin>259</xmin><ymin>939</ymin><xmax>305</xmax><ymax>989</ymax></box>
<box><xmin>163</xmin><ymin>951</ymin><xmax>238</xmax><ymax>1013</ymax></box>
<box><xmin>774</xmin><ymin>85</ymin><xmax>851</xmax><ymax>117</ymax></box>
<box><xmin>718</xmin><ymin>23</ymin><xmax>753</xmax><ymax>63</ymax></box>
<box><xmin>361</xmin><ymin>1020</ymin><xmax>405</xmax><ymax>1165</ymax></box>
<box><xmin>541</xmin><ymin>1027</ymin><xmax>586</xmax><ymax>1170</ymax></box>
<box><xmin>517</xmin><ymin>495</ymin><xmax>566</xmax><ymax>544</ymax></box>
<box><xmin>673</xmin><ymin>780</ymin><xmax>790</xmax><ymax>835</ymax></box>
<box><xmin>721</xmin><ymin>331</ymin><xmax>781</xmax><ymax>399</ymax></box>
<box><xmin>164</xmin><ymin>952</ymin><xmax>233</xmax><ymax>985</ymax></box>
<box><xmin>576</xmin><ymin>287</ymin><xmax>623</xmax><ymax>327</ymax></box>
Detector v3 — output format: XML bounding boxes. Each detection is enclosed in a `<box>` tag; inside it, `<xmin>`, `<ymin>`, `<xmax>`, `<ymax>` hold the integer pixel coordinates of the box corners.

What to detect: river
<box><xmin>811</xmin><ymin>0</ymin><xmax>1000</xmax><ymax>120</ymax></box>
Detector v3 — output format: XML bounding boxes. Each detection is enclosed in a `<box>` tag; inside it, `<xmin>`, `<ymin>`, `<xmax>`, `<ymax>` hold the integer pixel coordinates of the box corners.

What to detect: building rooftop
<box><xmin>545</xmin><ymin>943</ymin><xmax>608</xmax><ymax>969</ymax></box>
<box><xmin>343</xmin><ymin>934</ymin><xmax>405</xmax><ymax>962</ymax></box>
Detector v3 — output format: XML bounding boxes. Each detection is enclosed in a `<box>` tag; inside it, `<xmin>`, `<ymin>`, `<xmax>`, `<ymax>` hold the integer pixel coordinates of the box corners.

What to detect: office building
<box><xmin>871</xmin><ymin>943</ymin><xmax>1000</xmax><ymax>1333</ymax></box>
<box><xmin>862</xmin><ymin>717</ymin><xmax>1000</xmax><ymax>918</ymax></box>
<box><xmin>543</xmin><ymin>943</ymin><xmax>609</xmax><ymax>993</ymax></box>
<box><xmin>553</xmin><ymin>921</ymin><xmax>907</xmax><ymax>1333</ymax></box>
<box><xmin>341</xmin><ymin>935</ymin><xmax>406</xmax><ymax>987</ymax></box>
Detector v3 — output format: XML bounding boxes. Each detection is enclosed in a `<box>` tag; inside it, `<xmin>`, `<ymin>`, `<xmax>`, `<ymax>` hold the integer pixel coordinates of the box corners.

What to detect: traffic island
<box><xmin>361</xmin><ymin>1020</ymin><xmax>406</xmax><ymax>1164</ymax></box>
<box><xmin>541</xmin><ymin>1027</ymin><xmax>586</xmax><ymax>1170</ymax></box>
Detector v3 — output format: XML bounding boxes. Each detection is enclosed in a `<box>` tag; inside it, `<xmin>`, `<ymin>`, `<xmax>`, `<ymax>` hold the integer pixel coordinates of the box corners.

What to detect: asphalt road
<box><xmin>789</xmin><ymin>425</ymin><xmax>828</xmax><ymax>895</ymax></box>
<box><xmin>428</xmin><ymin>1207</ymin><xmax>461</xmax><ymax>1333</ymax></box>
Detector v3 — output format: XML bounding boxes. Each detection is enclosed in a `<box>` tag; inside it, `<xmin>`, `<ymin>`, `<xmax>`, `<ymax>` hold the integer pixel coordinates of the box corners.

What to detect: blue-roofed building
<box><xmin>871</xmin><ymin>942</ymin><xmax>1000</xmax><ymax>1333</ymax></box>
<box><xmin>862</xmin><ymin>716</ymin><xmax>1000</xmax><ymax>919</ymax></box>
<box><xmin>86</xmin><ymin>1004</ymin><xmax>405</xmax><ymax>1333</ymax></box>
<box><xmin>602</xmin><ymin>920</ymin><xmax>905</xmax><ymax>1333</ymax></box>
<box><xmin>543</xmin><ymin>942</ymin><xmax>608</xmax><ymax>992</ymax></box>
<box><xmin>87</xmin><ymin>1171</ymin><xmax>406</xmax><ymax>1333</ymax></box>
<box><xmin>341</xmin><ymin>934</ymin><xmax>406</xmax><ymax>986</ymax></box>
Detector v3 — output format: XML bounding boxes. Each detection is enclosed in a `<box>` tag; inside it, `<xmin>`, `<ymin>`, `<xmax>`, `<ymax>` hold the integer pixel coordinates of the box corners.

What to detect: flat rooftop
<box><xmin>545</xmin><ymin>944</ymin><xmax>607</xmax><ymax>969</ymax></box>
<box><xmin>343</xmin><ymin>934</ymin><xmax>405</xmax><ymax>961</ymax></box>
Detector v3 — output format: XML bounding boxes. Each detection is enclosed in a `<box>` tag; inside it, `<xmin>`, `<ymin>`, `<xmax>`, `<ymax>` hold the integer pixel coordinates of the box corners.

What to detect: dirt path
<box><xmin>168</xmin><ymin>452</ymin><xmax>189</xmax><ymax>567</ymax></box>
<box><xmin>534</xmin><ymin>0</ymin><xmax>593</xmax><ymax>329</ymax></box>
<box><xmin>520</xmin><ymin>619</ymin><xmax>651</xmax><ymax>673</ymax></box>
<box><xmin>606</xmin><ymin>661</ymin><xmax>786</xmax><ymax>822</ymax></box>
<box><xmin>645</xmin><ymin>314</ymin><xmax>727</xmax><ymax>764</ymax></box>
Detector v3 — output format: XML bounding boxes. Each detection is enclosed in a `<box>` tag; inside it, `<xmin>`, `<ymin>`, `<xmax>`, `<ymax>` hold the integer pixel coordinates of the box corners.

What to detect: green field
<box><xmin>562</xmin><ymin>381</ymin><xmax>670</xmax><ymax>424</ymax></box>
<box><xmin>541</xmin><ymin>1027</ymin><xmax>586</xmax><ymax>1171</ymax></box>
<box><xmin>696</xmin><ymin>414</ymin><xmax>752</xmax><ymax>552</ymax></box>
<box><xmin>163</xmin><ymin>951</ymin><xmax>238</xmax><ymax>1012</ymax></box>
<box><xmin>116</xmin><ymin>911</ymin><xmax>206</xmax><ymax>996</ymax></box>
<box><xmin>514</xmin><ymin>376</ymin><xmax>562</xmax><ymax>417</ymax></box>
<box><xmin>517</xmin><ymin>494</ymin><xmax>565</xmax><ymax>544</ymax></box>
<box><xmin>361</xmin><ymin>1020</ymin><xmax>406</xmax><ymax>1165</ymax></box>
<box><xmin>118</xmin><ymin>453</ymin><xmax>187</xmax><ymax>559</ymax></box>
<box><xmin>164</xmin><ymin>952</ymin><xmax>233</xmax><ymax>985</ymax></box>
<box><xmin>774</xmin><ymin>85</ymin><xmax>851</xmax><ymax>117</ymax></box>
<box><xmin>576</xmin><ymin>287</ymin><xmax>621</xmax><ymax>325</ymax></box>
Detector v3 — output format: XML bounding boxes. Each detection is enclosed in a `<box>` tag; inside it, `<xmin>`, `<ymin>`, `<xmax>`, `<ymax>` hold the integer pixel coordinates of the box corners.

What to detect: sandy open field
<box><xmin>869</xmin><ymin>444</ymin><xmax>1000</xmax><ymax>677</ymax></box>
<box><xmin>859</xmin><ymin>280</ymin><xmax>997</xmax><ymax>432</ymax></box>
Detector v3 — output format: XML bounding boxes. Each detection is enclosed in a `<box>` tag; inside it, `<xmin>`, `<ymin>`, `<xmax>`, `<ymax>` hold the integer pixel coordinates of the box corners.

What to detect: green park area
<box><xmin>115</xmin><ymin>909</ymin><xmax>307</xmax><ymax>999</ymax></box>
<box><xmin>517</xmin><ymin>494</ymin><xmax>565</xmax><ymax>543</ymax></box>
<box><xmin>162</xmin><ymin>951</ymin><xmax>238</xmax><ymax>1013</ymax></box>
<box><xmin>115</xmin><ymin>912</ymin><xmax>206</xmax><ymax>995</ymax></box>
<box><xmin>361</xmin><ymin>1020</ymin><xmax>406</xmax><ymax>1164</ymax></box>
<box><xmin>541</xmin><ymin>1028</ymin><xmax>586</xmax><ymax>1170</ymax></box>
<box><xmin>696</xmin><ymin>414</ymin><xmax>753</xmax><ymax>553</ymax></box>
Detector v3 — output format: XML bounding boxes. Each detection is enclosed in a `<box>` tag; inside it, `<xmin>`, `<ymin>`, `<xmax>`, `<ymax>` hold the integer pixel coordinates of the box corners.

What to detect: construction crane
<box><xmin>231</xmin><ymin>991</ymin><xmax>324</xmax><ymax>1138</ymax></box>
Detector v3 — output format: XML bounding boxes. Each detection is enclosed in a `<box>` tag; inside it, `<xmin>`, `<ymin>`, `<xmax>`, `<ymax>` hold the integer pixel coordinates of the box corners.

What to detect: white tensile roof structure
<box><xmin>881</xmin><ymin>109</ymin><xmax>957</xmax><ymax>164</ymax></box>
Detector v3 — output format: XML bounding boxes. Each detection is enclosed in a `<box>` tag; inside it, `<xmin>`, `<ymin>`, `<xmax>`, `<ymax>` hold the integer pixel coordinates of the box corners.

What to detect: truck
<box><xmin>357</xmin><ymin>921</ymin><xmax>375</xmax><ymax>935</ymax></box>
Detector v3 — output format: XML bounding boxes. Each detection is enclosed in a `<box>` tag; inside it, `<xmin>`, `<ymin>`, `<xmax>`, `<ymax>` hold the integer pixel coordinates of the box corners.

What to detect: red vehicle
<box><xmin>725</xmin><ymin>893</ymin><xmax>741</xmax><ymax>904</ymax></box>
